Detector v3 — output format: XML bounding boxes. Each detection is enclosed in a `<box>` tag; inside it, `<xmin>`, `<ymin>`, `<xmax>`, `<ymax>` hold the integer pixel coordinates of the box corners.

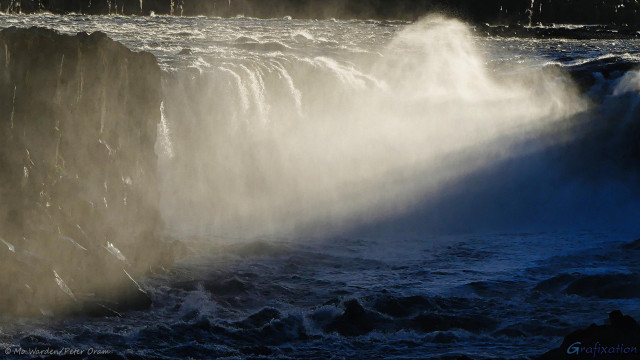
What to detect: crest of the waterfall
<box><xmin>158</xmin><ymin>16</ymin><xmax>585</xmax><ymax>239</ymax></box>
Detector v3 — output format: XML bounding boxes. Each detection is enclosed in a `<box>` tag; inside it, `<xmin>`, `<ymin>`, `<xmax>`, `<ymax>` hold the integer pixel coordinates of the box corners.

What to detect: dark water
<box><xmin>2</xmin><ymin>233</ymin><xmax>640</xmax><ymax>359</ymax></box>
<box><xmin>0</xmin><ymin>14</ymin><xmax>639</xmax><ymax>359</ymax></box>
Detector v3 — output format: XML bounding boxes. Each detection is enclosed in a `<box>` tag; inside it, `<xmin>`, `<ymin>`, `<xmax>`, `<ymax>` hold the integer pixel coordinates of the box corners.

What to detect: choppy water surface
<box><xmin>2</xmin><ymin>232</ymin><xmax>639</xmax><ymax>359</ymax></box>
<box><xmin>1</xmin><ymin>13</ymin><xmax>639</xmax><ymax>69</ymax></box>
<box><xmin>0</xmin><ymin>13</ymin><xmax>639</xmax><ymax>359</ymax></box>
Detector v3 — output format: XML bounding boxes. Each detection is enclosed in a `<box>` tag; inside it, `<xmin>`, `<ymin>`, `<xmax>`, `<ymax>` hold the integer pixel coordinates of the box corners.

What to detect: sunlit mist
<box><xmin>158</xmin><ymin>16</ymin><xmax>585</xmax><ymax>239</ymax></box>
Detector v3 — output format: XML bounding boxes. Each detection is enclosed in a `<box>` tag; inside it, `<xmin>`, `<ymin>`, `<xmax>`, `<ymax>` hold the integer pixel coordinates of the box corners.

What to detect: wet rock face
<box><xmin>0</xmin><ymin>27</ymin><xmax>163</xmax><ymax>316</ymax></box>
<box><xmin>539</xmin><ymin>311</ymin><xmax>640</xmax><ymax>360</ymax></box>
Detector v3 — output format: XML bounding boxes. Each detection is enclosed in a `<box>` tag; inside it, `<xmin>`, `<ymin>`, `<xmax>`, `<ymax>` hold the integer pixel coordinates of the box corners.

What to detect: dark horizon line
<box><xmin>1</xmin><ymin>0</ymin><xmax>640</xmax><ymax>27</ymax></box>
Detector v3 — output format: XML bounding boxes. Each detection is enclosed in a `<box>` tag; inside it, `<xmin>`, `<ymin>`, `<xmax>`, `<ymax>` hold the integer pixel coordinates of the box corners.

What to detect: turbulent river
<box><xmin>0</xmin><ymin>13</ymin><xmax>639</xmax><ymax>359</ymax></box>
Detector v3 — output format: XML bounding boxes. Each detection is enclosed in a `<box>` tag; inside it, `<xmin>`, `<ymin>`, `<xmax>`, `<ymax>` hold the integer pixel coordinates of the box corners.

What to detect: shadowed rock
<box><xmin>538</xmin><ymin>311</ymin><xmax>640</xmax><ymax>360</ymax></box>
<box><xmin>476</xmin><ymin>24</ymin><xmax>640</xmax><ymax>40</ymax></box>
<box><xmin>2</xmin><ymin>0</ymin><xmax>640</xmax><ymax>26</ymax></box>
<box><xmin>236</xmin><ymin>307</ymin><xmax>282</xmax><ymax>329</ymax></box>
<box><xmin>372</xmin><ymin>294</ymin><xmax>438</xmax><ymax>318</ymax></box>
<box><xmin>408</xmin><ymin>312</ymin><xmax>498</xmax><ymax>334</ymax></box>
<box><xmin>621</xmin><ymin>238</ymin><xmax>640</xmax><ymax>250</ymax></box>
<box><xmin>565</xmin><ymin>274</ymin><xmax>640</xmax><ymax>299</ymax></box>
<box><xmin>0</xmin><ymin>27</ymin><xmax>167</xmax><ymax>316</ymax></box>
<box><xmin>324</xmin><ymin>299</ymin><xmax>393</xmax><ymax>336</ymax></box>
<box><xmin>535</xmin><ymin>273</ymin><xmax>640</xmax><ymax>299</ymax></box>
<box><xmin>324</xmin><ymin>298</ymin><xmax>497</xmax><ymax>337</ymax></box>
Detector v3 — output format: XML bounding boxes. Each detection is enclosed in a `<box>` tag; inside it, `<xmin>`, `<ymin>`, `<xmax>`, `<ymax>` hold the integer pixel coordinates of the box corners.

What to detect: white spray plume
<box><xmin>158</xmin><ymin>16</ymin><xmax>584</xmax><ymax>239</ymax></box>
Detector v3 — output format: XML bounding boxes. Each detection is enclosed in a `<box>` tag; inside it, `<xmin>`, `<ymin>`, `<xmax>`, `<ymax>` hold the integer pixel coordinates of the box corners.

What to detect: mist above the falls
<box><xmin>158</xmin><ymin>16</ymin><xmax>591</xmax><ymax>239</ymax></box>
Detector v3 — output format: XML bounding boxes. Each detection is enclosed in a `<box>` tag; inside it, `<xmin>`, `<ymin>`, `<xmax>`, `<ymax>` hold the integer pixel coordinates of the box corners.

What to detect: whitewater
<box><xmin>0</xmin><ymin>13</ymin><xmax>639</xmax><ymax>359</ymax></box>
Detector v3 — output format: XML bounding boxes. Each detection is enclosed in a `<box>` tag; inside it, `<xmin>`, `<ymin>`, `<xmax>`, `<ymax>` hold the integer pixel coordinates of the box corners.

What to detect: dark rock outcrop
<box><xmin>561</xmin><ymin>56</ymin><xmax>639</xmax><ymax>91</ymax></box>
<box><xmin>372</xmin><ymin>295</ymin><xmax>438</xmax><ymax>318</ymax></box>
<box><xmin>535</xmin><ymin>273</ymin><xmax>640</xmax><ymax>299</ymax></box>
<box><xmin>565</xmin><ymin>274</ymin><xmax>640</xmax><ymax>299</ymax></box>
<box><xmin>538</xmin><ymin>311</ymin><xmax>640</xmax><ymax>360</ymax></box>
<box><xmin>476</xmin><ymin>24</ymin><xmax>640</xmax><ymax>40</ymax></box>
<box><xmin>323</xmin><ymin>298</ymin><xmax>497</xmax><ymax>337</ymax></box>
<box><xmin>235</xmin><ymin>307</ymin><xmax>282</xmax><ymax>329</ymax></box>
<box><xmin>324</xmin><ymin>299</ymin><xmax>393</xmax><ymax>336</ymax></box>
<box><xmin>0</xmin><ymin>27</ymin><xmax>167</xmax><ymax>316</ymax></box>
<box><xmin>408</xmin><ymin>312</ymin><xmax>498</xmax><ymax>334</ymax></box>
<box><xmin>621</xmin><ymin>238</ymin><xmax>640</xmax><ymax>250</ymax></box>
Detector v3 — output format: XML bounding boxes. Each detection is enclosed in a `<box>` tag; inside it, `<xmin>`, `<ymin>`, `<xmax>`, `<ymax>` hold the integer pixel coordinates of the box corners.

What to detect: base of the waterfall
<box><xmin>1</xmin><ymin>231</ymin><xmax>638</xmax><ymax>359</ymax></box>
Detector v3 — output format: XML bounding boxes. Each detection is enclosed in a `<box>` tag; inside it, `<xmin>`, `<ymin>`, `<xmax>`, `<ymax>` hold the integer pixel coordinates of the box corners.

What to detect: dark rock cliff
<box><xmin>0</xmin><ymin>27</ymin><xmax>167</xmax><ymax>316</ymax></box>
<box><xmin>538</xmin><ymin>311</ymin><xmax>640</xmax><ymax>360</ymax></box>
<box><xmin>1</xmin><ymin>0</ymin><xmax>640</xmax><ymax>25</ymax></box>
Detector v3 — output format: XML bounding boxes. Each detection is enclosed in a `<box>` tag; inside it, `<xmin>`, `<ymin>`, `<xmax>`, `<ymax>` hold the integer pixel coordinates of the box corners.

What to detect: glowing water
<box><xmin>0</xmin><ymin>13</ymin><xmax>633</xmax><ymax>242</ymax></box>
<box><xmin>159</xmin><ymin>17</ymin><xmax>585</xmax><ymax>238</ymax></box>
